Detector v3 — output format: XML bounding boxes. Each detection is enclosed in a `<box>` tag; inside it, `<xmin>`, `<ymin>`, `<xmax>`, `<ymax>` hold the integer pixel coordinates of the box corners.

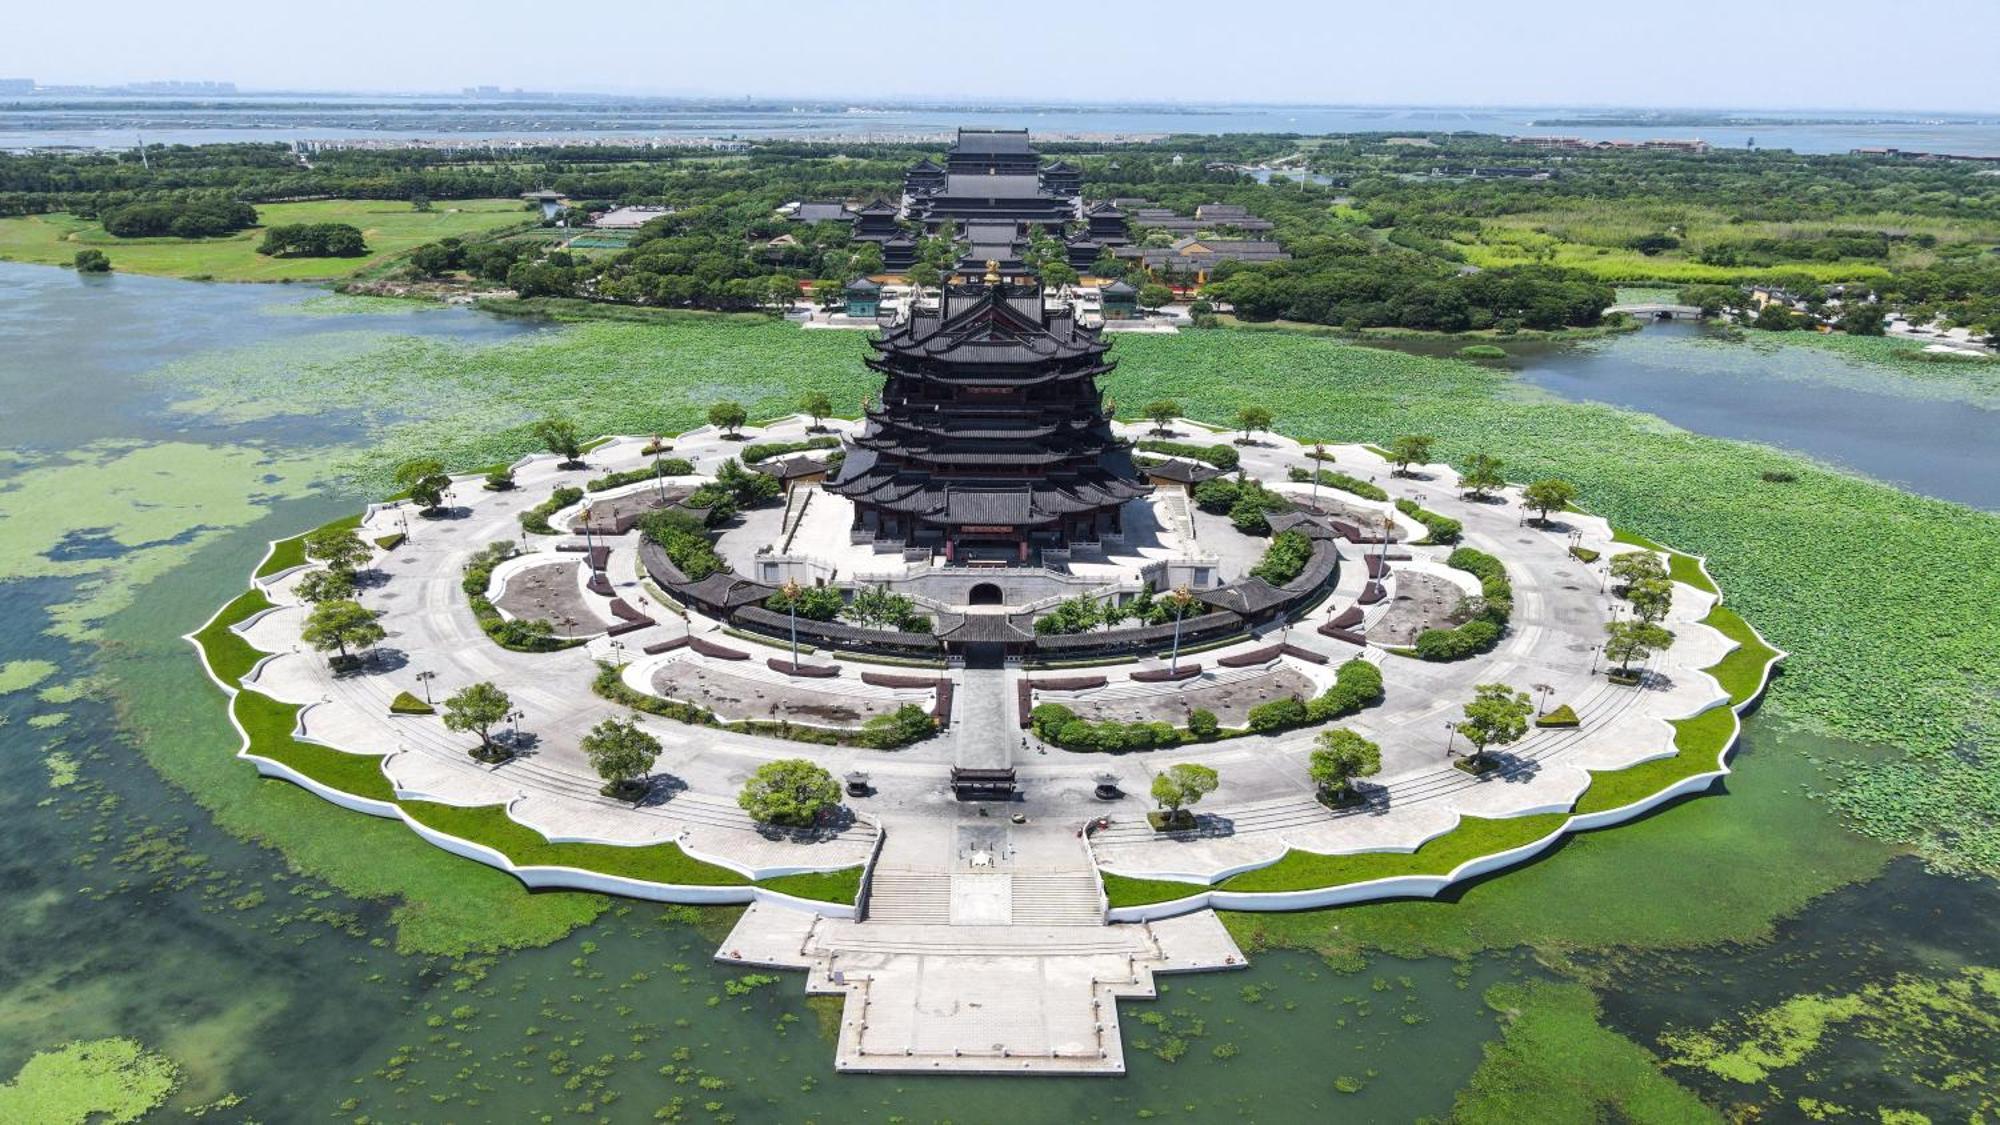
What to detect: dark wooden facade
<box><xmin>827</xmin><ymin>273</ymin><xmax>1149</xmax><ymax>564</ymax></box>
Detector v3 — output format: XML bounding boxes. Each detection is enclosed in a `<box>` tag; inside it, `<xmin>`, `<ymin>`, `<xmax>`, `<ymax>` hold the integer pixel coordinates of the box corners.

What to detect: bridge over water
<box><xmin>1607</xmin><ymin>302</ymin><xmax>1703</xmax><ymax>320</ymax></box>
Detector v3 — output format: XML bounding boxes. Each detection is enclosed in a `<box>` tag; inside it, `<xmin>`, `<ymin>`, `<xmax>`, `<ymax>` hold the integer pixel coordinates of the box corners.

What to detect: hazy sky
<box><xmin>5</xmin><ymin>0</ymin><xmax>1995</xmax><ymax>113</ymax></box>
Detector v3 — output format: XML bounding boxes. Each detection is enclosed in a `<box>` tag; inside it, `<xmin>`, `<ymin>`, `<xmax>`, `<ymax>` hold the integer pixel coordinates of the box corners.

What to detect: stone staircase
<box><xmin>863</xmin><ymin>869</ymin><xmax>952</xmax><ymax>925</ymax></box>
<box><xmin>1009</xmin><ymin>870</ymin><xmax>1105</xmax><ymax>926</ymax></box>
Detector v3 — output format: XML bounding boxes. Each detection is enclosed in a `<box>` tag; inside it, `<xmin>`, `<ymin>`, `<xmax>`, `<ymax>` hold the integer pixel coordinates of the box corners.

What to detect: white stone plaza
<box><xmin>204</xmin><ymin>412</ymin><xmax>1765</xmax><ymax>1074</ymax></box>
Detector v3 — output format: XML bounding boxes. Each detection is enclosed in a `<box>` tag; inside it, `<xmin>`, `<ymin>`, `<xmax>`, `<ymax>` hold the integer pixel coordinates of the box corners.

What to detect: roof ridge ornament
<box><xmin>984</xmin><ymin>259</ymin><xmax>1002</xmax><ymax>285</ymax></box>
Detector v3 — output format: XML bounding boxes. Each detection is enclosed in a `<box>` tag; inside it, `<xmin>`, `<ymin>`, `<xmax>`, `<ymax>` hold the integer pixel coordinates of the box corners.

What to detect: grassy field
<box><xmin>0</xmin><ymin>198</ymin><xmax>531</xmax><ymax>281</ymax></box>
<box><xmin>1451</xmin><ymin>202</ymin><xmax>2000</xmax><ymax>284</ymax></box>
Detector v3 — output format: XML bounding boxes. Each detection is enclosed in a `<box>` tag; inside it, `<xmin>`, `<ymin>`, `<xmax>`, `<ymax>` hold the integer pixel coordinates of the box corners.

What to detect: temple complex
<box><xmin>908</xmin><ymin>128</ymin><xmax>1079</xmax><ymax>233</ymax></box>
<box><xmin>827</xmin><ymin>265</ymin><xmax>1149</xmax><ymax>564</ymax></box>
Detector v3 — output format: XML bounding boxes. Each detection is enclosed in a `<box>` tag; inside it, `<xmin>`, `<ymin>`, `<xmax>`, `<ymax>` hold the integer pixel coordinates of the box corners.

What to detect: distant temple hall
<box><xmin>906</xmin><ymin>128</ymin><xmax>1081</xmax><ymax>233</ymax></box>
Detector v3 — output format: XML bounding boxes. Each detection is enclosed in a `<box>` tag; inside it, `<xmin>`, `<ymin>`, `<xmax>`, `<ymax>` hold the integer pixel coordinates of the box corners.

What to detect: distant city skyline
<box><xmin>5</xmin><ymin>0</ymin><xmax>1997</xmax><ymax>115</ymax></box>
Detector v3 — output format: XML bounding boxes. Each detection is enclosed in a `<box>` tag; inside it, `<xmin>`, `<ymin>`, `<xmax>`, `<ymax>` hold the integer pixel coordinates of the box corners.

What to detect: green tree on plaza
<box><xmin>443</xmin><ymin>681</ymin><xmax>514</xmax><ymax>761</ymax></box>
<box><xmin>738</xmin><ymin>758</ymin><xmax>842</xmax><ymax>828</ymax></box>
<box><xmin>1608</xmin><ymin>550</ymin><xmax>1668</xmax><ymax>591</ymax></box>
<box><xmin>294</xmin><ymin>567</ymin><xmax>355</xmax><ymax>605</ymax></box>
<box><xmin>533</xmin><ymin>415</ymin><xmax>584</xmax><ymax>465</ymax></box>
<box><xmin>304</xmin><ymin>524</ymin><xmax>373</xmax><ymax>574</ymax></box>
<box><xmin>1521</xmin><ymin>478</ymin><xmax>1578</xmax><ymax>526</ymax></box>
<box><xmin>708</xmin><ymin>400</ymin><xmax>748</xmax><ymax>438</ymax></box>
<box><xmin>581</xmin><ymin>716</ymin><xmax>661</xmax><ymax>799</ymax></box>
<box><xmin>906</xmin><ymin>260</ymin><xmax>941</xmax><ymax>289</ymax></box>
<box><xmin>1388</xmin><ymin>434</ymin><xmax>1435</xmax><ymax>476</ymax></box>
<box><xmin>300</xmin><ymin>599</ymin><xmax>384</xmax><ymax>665</ymax></box>
<box><xmin>1626</xmin><ymin>576</ymin><xmax>1674</xmax><ymax>624</ymax></box>
<box><xmin>1309</xmin><ymin>728</ymin><xmax>1382</xmax><ymax>802</ymax></box>
<box><xmin>801</xmin><ymin>390</ymin><xmax>833</xmax><ymax>431</ymax></box>
<box><xmin>1144</xmin><ymin>399</ymin><xmax>1181</xmax><ymax>434</ymax></box>
<box><xmin>1150</xmin><ymin>763</ymin><xmax>1220</xmax><ymax>828</ymax></box>
<box><xmin>1604</xmin><ymin>619</ymin><xmax>1676</xmax><ymax>677</ymax></box>
<box><xmin>395</xmin><ymin>457</ymin><xmax>454</xmax><ymax>513</ymax></box>
<box><xmin>1455</xmin><ymin>682</ymin><xmax>1533</xmax><ymax>771</ymax></box>
<box><xmin>1138</xmin><ymin>282</ymin><xmax>1173</xmax><ymax>312</ymax></box>
<box><xmin>1235</xmin><ymin>404</ymin><xmax>1274</xmax><ymax>441</ymax></box>
<box><xmin>1458</xmin><ymin>452</ymin><xmax>1505</xmax><ymax>501</ymax></box>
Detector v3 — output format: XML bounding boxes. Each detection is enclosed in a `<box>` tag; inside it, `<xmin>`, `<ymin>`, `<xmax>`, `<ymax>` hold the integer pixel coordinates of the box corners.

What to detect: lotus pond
<box><xmin>0</xmin><ymin>260</ymin><xmax>1994</xmax><ymax>1121</ymax></box>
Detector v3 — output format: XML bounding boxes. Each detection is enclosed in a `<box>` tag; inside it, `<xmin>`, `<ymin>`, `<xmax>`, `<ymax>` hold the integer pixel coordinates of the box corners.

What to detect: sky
<box><xmin>4</xmin><ymin>0</ymin><xmax>1997</xmax><ymax>114</ymax></box>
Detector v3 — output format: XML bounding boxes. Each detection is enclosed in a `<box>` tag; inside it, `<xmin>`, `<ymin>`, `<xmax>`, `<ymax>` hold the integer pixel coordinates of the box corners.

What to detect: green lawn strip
<box><xmin>1612</xmin><ymin>528</ymin><xmax>1718</xmax><ymax>594</ymax></box>
<box><xmin>397</xmin><ymin>800</ymin><xmax>746</xmax><ymax>886</ymax></box>
<box><xmin>256</xmin><ymin>535</ymin><xmax>306</xmax><ymax>577</ymax></box>
<box><xmin>232</xmin><ymin>689</ymin><xmax>397</xmax><ymax>803</ymax></box>
<box><xmin>1574</xmin><ymin>706</ymin><xmax>1737</xmax><ymax>818</ymax></box>
<box><xmin>1448</xmin><ymin>980</ymin><xmax>1719</xmax><ymax>1124</ymax></box>
<box><xmin>190</xmin><ymin>587</ymin><xmax>274</xmax><ymax>687</ymax></box>
<box><xmin>1208</xmin><ymin>813</ymin><xmax>1569</xmax><ymax>898</ymax></box>
<box><xmin>1569</xmin><ymin>607</ymin><xmax>1780</xmax><ymax>816</ymax></box>
<box><xmin>757</xmin><ymin>868</ymin><xmax>863</xmax><ymax>905</ymax></box>
<box><xmin>1700</xmin><ymin>606</ymin><xmax>1778</xmax><ymax>705</ymax></box>
<box><xmin>1103</xmin><ymin>873</ymin><xmax>1212</xmax><ymax>909</ymax></box>
<box><xmin>1109</xmin><ymin>813</ymin><xmax>1614</xmax><ymax>907</ymax></box>
<box><xmin>255</xmin><ymin>511</ymin><xmax>362</xmax><ymax>577</ymax></box>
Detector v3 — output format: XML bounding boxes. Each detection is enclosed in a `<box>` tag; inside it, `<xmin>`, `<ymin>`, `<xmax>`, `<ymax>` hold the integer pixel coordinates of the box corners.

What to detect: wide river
<box><xmin>0</xmin><ymin>262</ymin><xmax>1993</xmax><ymax>1120</ymax></box>
<box><xmin>6</xmin><ymin>99</ymin><xmax>2000</xmax><ymax>155</ymax></box>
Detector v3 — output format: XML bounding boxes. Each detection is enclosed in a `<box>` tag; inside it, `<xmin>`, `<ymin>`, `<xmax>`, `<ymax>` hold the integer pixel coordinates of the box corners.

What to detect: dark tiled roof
<box><xmin>936</xmin><ymin>612</ymin><xmax>1035</xmax><ymax>642</ymax></box>
<box><xmin>792</xmin><ymin>201</ymin><xmax>855</xmax><ymax>223</ymax></box>
<box><xmin>954</xmin><ymin>128</ymin><xmax>1033</xmax><ymax>155</ymax></box>
<box><xmin>1196</xmin><ymin>578</ymin><xmax>1293</xmax><ymax>616</ymax></box>
<box><xmin>944</xmin><ymin>488</ymin><xmax>1034</xmax><ymax>524</ymax></box>
<box><xmin>1144</xmin><ymin>458</ymin><xmax>1224</xmax><ymax>484</ymax></box>
<box><xmin>942</xmin><ymin>173</ymin><xmax>1047</xmax><ymax>199</ymax></box>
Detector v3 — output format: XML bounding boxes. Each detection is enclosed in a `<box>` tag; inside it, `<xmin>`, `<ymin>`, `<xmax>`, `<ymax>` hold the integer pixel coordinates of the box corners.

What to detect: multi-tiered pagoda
<box><xmin>828</xmin><ymin>266</ymin><xmax>1149</xmax><ymax>564</ymax></box>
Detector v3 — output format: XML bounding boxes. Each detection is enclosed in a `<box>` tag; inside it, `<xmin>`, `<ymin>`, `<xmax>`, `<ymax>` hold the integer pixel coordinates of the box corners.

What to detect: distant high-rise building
<box><xmin>0</xmin><ymin>78</ymin><xmax>36</xmax><ymax>95</ymax></box>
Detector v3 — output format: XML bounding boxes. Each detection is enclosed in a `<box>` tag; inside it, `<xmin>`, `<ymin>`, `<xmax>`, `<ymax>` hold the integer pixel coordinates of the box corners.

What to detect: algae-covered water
<box><xmin>1</xmin><ymin>260</ymin><xmax>1994</xmax><ymax>1122</ymax></box>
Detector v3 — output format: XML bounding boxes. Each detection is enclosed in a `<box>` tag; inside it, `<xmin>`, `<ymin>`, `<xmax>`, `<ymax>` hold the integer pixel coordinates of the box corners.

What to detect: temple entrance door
<box><xmin>960</xmin><ymin>642</ymin><xmax>1005</xmax><ymax>670</ymax></box>
<box><xmin>968</xmin><ymin>582</ymin><xmax>1003</xmax><ymax>606</ymax></box>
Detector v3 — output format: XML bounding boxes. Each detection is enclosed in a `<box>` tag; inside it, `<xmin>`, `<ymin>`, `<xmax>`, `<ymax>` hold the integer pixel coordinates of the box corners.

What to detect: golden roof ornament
<box><xmin>984</xmin><ymin>259</ymin><xmax>1001</xmax><ymax>285</ymax></box>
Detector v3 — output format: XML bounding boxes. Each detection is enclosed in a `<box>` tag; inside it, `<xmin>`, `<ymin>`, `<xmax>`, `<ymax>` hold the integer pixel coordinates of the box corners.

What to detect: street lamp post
<box><xmin>1589</xmin><ymin>644</ymin><xmax>1601</xmax><ymax>675</ymax></box>
<box><xmin>1443</xmin><ymin>720</ymin><xmax>1458</xmax><ymax>758</ymax></box>
<box><xmin>1534</xmin><ymin>682</ymin><xmax>1553</xmax><ymax>716</ymax></box>
<box><xmin>611</xmin><ymin>640</ymin><xmax>626</xmax><ymax>669</ymax></box>
<box><xmin>1167</xmin><ymin>585</ymin><xmax>1194</xmax><ymax>676</ymax></box>
<box><xmin>782</xmin><ymin>579</ymin><xmax>802</xmax><ymax>669</ymax></box>
<box><xmin>415</xmin><ymin>669</ymin><xmax>436</xmax><ymax>705</ymax></box>
<box><xmin>508</xmin><ymin>709</ymin><xmax>523</xmax><ymax>740</ymax></box>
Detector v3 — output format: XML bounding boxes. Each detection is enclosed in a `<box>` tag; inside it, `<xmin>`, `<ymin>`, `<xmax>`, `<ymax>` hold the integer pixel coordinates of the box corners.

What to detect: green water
<box><xmin>2</xmin><ymin>260</ymin><xmax>1995</xmax><ymax>1121</ymax></box>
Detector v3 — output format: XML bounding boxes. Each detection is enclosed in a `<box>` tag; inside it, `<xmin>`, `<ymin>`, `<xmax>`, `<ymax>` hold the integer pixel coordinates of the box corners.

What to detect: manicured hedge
<box><xmin>462</xmin><ymin>543</ymin><xmax>584</xmax><ymax>652</ymax></box>
<box><xmin>1395</xmin><ymin>498</ymin><xmax>1462</xmax><ymax>545</ymax></box>
<box><xmin>1137</xmin><ymin>438</ymin><xmax>1239</xmax><ymax>471</ymax></box>
<box><xmin>1411</xmin><ymin>547</ymin><xmax>1512</xmax><ymax>661</ymax></box>
<box><xmin>1535</xmin><ymin>704</ymin><xmax>1579</xmax><ymax>728</ymax></box>
<box><xmin>587</xmin><ymin>460</ymin><xmax>695</xmax><ymax>491</ymax></box>
<box><xmin>519</xmin><ymin>486</ymin><xmax>584</xmax><ymax>534</ymax></box>
<box><xmin>390</xmin><ymin>691</ymin><xmax>435</xmax><ymax>715</ymax></box>
<box><xmin>1288</xmin><ymin>466</ymin><xmax>1390</xmax><ymax>502</ymax></box>
<box><xmin>741</xmin><ymin>435</ymin><xmax>839</xmax><ymax>464</ymax></box>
